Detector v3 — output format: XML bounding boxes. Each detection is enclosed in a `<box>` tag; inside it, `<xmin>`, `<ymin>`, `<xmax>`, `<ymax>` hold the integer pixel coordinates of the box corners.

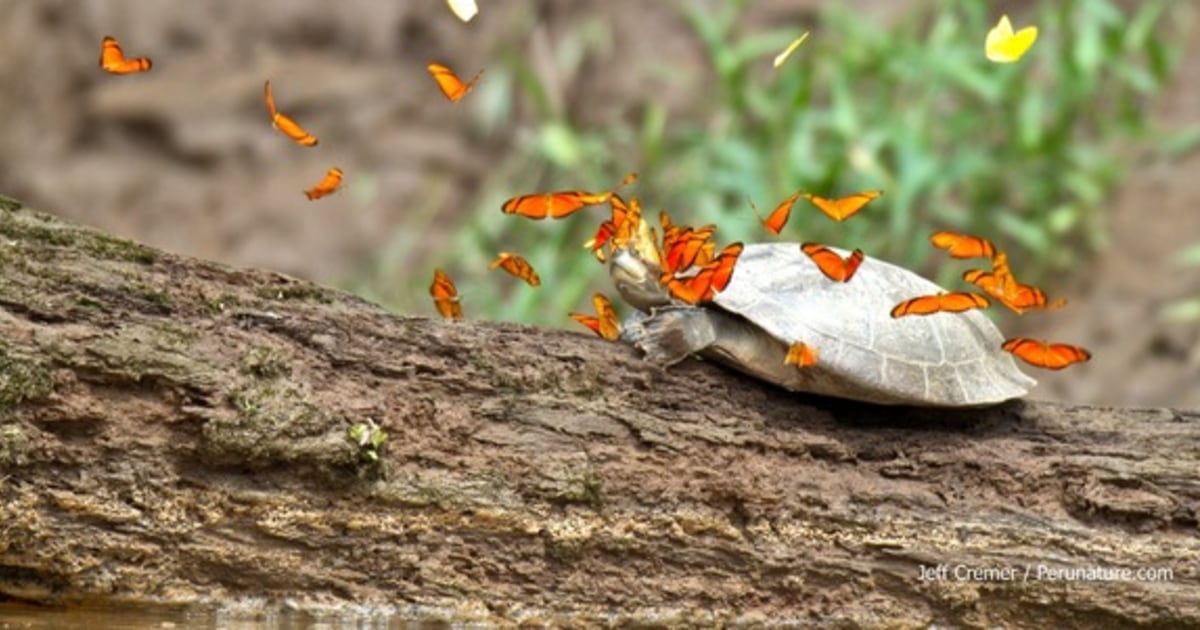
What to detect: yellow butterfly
<box><xmin>773</xmin><ymin>31</ymin><xmax>810</xmax><ymax>69</ymax></box>
<box><xmin>445</xmin><ymin>0</ymin><xmax>478</xmax><ymax>23</ymax></box>
<box><xmin>986</xmin><ymin>15</ymin><xmax>1038</xmax><ymax>63</ymax></box>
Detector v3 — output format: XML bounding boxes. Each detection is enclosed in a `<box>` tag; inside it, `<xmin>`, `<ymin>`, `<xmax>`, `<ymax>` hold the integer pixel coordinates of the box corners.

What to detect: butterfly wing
<box><xmin>100</xmin><ymin>36</ymin><xmax>151</xmax><ymax>74</ymax></box>
<box><xmin>751</xmin><ymin>191</ymin><xmax>801</xmax><ymax>235</ymax></box>
<box><xmin>772</xmin><ymin>32</ymin><xmax>810</xmax><ymax>69</ymax></box>
<box><xmin>445</xmin><ymin>0</ymin><xmax>479</xmax><ymax>22</ymax></box>
<box><xmin>1002</xmin><ymin>337</ymin><xmax>1090</xmax><ymax>369</ymax></box>
<box><xmin>930</xmin><ymin>231</ymin><xmax>996</xmax><ymax>259</ymax></box>
<box><xmin>705</xmin><ymin>242</ymin><xmax>744</xmax><ymax>295</ymax></box>
<box><xmin>489</xmin><ymin>252</ymin><xmax>541</xmax><ymax>286</ymax></box>
<box><xmin>784</xmin><ymin>341</ymin><xmax>818</xmax><ymax>367</ymax></box>
<box><xmin>501</xmin><ymin>190</ymin><xmax>610</xmax><ymax>219</ymax></box>
<box><xmin>986</xmin><ymin>15</ymin><xmax>1038</xmax><ymax>63</ymax></box>
<box><xmin>592</xmin><ymin>292</ymin><xmax>620</xmax><ymax>340</ymax></box>
<box><xmin>801</xmin><ymin>243</ymin><xmax>863</xmax><ymax>283</ymax></box>
<box><xmin>264</xmin><ymin>80</ymin><xmax>278</xmax><ymax>118</ymax></box>
<box><xmin>264</xmin><ymin>81</ymin><xmax>318</xmax><ymax>146</ymax></box>
<box><xmin>662</xmin><ymin>227</ymin><xmax>716</xmax><ymax>275</ymax></box>
<box><xmin>430</xmin><ymin>269</ymin><xmax>463</xmax><ymax>319</ymax></box>
<box><xmin>427</xmin><ymin>63</ymin><xmax>482</xmax><ymax>102</ymax></box>
<box><xmin>805</xmin><ymin>190</ymin><xmax>881</xmax><ymax>221</ymax></box>
<box><xmin>891</xmin><ymin>292</ymin><xmax>989</xmax><ymax>318</ymax></box>
<box><xmin>304</xmin><ymin>168</ymin><xmax>344</xmax><ymax>200</ymax></box>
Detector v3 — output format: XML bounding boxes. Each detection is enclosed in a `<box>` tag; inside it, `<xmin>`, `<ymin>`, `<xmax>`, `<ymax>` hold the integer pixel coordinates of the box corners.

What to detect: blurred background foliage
<box><xmin>344</xmin><ymin>0</ymin><xmax>1189</xmax><ymax>329</ymax></box>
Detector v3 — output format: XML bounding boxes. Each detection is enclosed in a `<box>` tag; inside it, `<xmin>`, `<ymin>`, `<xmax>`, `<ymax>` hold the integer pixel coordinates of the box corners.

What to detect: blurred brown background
<box><xmin>0</xmin><ymin>0</ymin><xmax>1197</xmax><ymax>407</ymax></box>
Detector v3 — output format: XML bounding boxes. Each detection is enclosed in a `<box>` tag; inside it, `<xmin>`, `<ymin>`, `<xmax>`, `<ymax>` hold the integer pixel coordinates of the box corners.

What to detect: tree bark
<box><xmin>0</xmin><ymin>194</ymin><xmax>1197</xmax><ymax>627</ymax></box>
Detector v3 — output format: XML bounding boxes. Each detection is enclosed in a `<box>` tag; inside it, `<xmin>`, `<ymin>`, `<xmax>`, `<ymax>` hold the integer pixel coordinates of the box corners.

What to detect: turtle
<box><xmin>609</xmin><ymin>240</ymin><xmax>1036</xmax><ymax>407</ymax></box>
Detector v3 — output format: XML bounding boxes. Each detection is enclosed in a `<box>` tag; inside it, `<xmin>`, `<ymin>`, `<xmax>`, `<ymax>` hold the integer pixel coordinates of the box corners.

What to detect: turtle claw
<box><xmin>620</xmin><ymin>305</ymin><xmax>717</xmax><ymax>368</ymax></box>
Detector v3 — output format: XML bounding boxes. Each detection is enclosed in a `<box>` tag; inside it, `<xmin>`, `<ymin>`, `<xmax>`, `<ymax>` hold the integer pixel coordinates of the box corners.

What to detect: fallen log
<box><xmin>0</xmin><ymin>194</ymin><xmax>1197</xmax><ymax>627</ymax></box>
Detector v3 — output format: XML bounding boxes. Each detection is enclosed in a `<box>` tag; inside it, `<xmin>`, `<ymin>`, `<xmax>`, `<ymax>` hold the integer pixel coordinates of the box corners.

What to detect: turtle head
<box><xmin>610</xmin><ymin>247</ymin><xmax>671</xmax><ymax>312</ymax></box>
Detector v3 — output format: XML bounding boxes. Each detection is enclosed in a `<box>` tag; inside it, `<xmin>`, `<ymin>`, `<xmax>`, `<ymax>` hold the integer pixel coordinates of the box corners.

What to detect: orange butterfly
<box><xmin>784</xmin><ymin>341</ymin><xmax>818</xmax><ymax>368</ymax></box>
<box><xmin>609</xmin><ymin>194</ymin><xmax>649</xmax><ymax>253</ymax></box>
<box><xmin>584</xmin><ymin>221</ymin><xmax>617</xmax><ymax>261</ymax></box>
<box><xmin>890</xmin><ymin>292</ymin><xmax>990</xmax><ymax>318</ymax></box>
<box><xmin>964</xmin><ymin>250</ymin><xmax>1022</xmax><ymax>302</ymax></box>
<box><xmin>99</xmin><ymin>36</ymin><xmax>151</xmax><ymax>74</ymax></box>
<box><xmin>656</xmin><ymin>210</ymin><xmax>713</xmax><ymax>268</ymax></box>
<box><xmin>803</xmin><ymin>190</ymin><xmax>882</xmax><ymax>221</ymax></box>
<box><xmin>661</xmin><ymin>226</ymin><xmax>717</xmax><ymax>277</ymax></box>
<box><xmin>961</xmin><ymin>269</ymin><xmax>1058</xmax><ymax>312</ymax></box>
<box><xmin>659</xmin><ymin>210</ymin><xmax>682</xmax><ymax>244</ymax></box>
<box><xmin>667</xmin><ymin>242</ymin><xmax>743</xmax><ymax>304</ymax></box>
<box><xmin>963</xmin><ymin>252</ymin><xmax>1065</xmax><ymax>314</ymax></box>
<box><xmin>569</xmin><ymin>293</ymin><xmax>621</xmax><ymax>341</ymax></box>
<box><xmin>304</xmin><ymin>167</ymin><xmax>344</xmax><ymax>200</ymax></box>
<box><xmin>659</xmin><ymin>210</ymin><xmax>678</xmax><ymax>231</ymax></box>
<box><xmin>502</xmin><ymin>173</ymin><xmax>637</xmax><ymax>220</ymax></box>
<box><xmin>430</xmin><ymin>269</ymin><xmax>463</xmax><ymax>320</ymax></box>
<box><xmin>929</xmin><ymin>231</ymin><xmax>996</xmax><ymax>259</ymax></box>
<box><xmin>427</xmin><ymin>62</ymin><xmax>483</xmax><ymax>103</ymax></box>
<box><xmin>1002</xmin><ymin>337</ymin><xmax>1091</xmax><ymax>370</ymax></box>
<box><xmin>488</xmin><ymin>252</ymin><xmax>541</xmax><ymax>287</ymax></box>
<box><xmin>748</xmin><ymin>191</ymin><xmax>802</xmax><ymax>235</ymax></box>
<box><xmin>801</xmin><ymin>242</ymin><xmax>865</xmax><ymax>283</ymax></box>
<box><xmin>264</xmin><ymin>80</ymin><xmax>318</xmax><ymax>146</ymax></box>
<box><xmin>582</xmin><ymin>194</ymin><xmax>633</xmax><ymax>261</ymax></box>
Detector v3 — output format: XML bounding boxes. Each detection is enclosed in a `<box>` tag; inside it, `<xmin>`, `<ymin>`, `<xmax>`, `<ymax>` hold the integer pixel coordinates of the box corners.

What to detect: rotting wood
<box><xmin>0</xmin><ymin>195</ymin><xmax>1198</xmax><ymax>627</ymax></box>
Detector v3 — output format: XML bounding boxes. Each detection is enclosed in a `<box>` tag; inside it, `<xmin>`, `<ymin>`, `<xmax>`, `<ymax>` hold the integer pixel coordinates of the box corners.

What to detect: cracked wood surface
<box><xmin>0</xmin><ymin>195</ymin><xmax>1198</xmax><ymax>627</ymax></box>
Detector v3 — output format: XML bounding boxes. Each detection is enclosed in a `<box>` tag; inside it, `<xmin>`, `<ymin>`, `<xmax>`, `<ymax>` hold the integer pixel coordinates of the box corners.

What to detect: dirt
<box><xmin>0</xmin><ymin>0</ymin><xmax>1196</xmax><ymax>408</ymax></box>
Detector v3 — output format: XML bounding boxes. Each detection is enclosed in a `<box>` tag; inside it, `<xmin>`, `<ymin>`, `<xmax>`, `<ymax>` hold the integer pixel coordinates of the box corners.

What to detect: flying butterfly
<box><xmin>445</xmin><ymin>0</ymin><xmax>479</xmax><ymax>22</ymax></box>
<box><xmin>1002</xmin><ymin>337</ymin><xmax>1090</xmax><ymax>370</ymax></box>
<box><xmin>99</xmin><ymin>36</ymin><xmax>152</xmax><ymax>74</ymax></box>
<box><xmin>803</xmin><ymin>190</ymin><xmax>882</xmax><ymax>222</ymax></box>
<box><xmin>667</xmin><ymin>242</ymin><xmax>743</xmax><ymax>304</ymax></box>
<box><xmin>748</xmin><ymin>191</ymin><xmax>802</xmax><ymax>235</ymax></box>
<box><xmin>784</xmin><ymin>341</ymin><xmax>818</xmax><ymax>368</ymax></box>
<box><xmin>488</xmin><ymin>252</ymin><xmax>541</xmax><ymax>287</ymax></box>
<box><xmin>502</xmin><ymin>172</ymin><xmax>637</xmax><ymax>220</ymax></box>
<box><xmin>569</xmin><ymin>293</ymin><xmax>621</xmax><ymax>341</ymax></box>
<box><xmin>264</xmin><ymin>80</ymin><xmax>318</xmax><ymax>146</ymax></box>
<box><xmin>304</xmin><ymin>167</ymin><xmax>344</xmax><ymax>201</ymax></box>
<box><xmin>801</xmin><ymin>242</ymin><xmax>864</xmax><ymax>283</ymax></box>
<box><xmin>985</xmin><ymin>15</ymin><xmax>1038</xmax><ymax>64</ymax></box>
<box><xmin>772</xmin><ymin>32</ymin><xmax>810</xmax><ymax>69</ymax></box>
<box><xmin>427</xmin><ymin>62</ymin><xmax>483</xmax><ymax>103</ymax></box>
<box><xmin>890</xmin><ymin>292</ymin><xmax>990</xmax><ymax>318</ymax></box>
<box><xmin>930</xmin><ymin>231</ymin><xmax>996</xmax><ymax>259</ymax></box>
<box><xmin>430</xmin><ymin>269</ymin><xmax>463</xmax><ymax>320</ymax></box>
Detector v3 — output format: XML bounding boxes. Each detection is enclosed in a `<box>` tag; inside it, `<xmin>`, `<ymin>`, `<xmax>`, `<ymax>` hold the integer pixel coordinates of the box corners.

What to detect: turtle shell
<box><xmin>709</xmin><ymin>243</ymin><xmax>1035</xmax><ymax>406</ymax></box>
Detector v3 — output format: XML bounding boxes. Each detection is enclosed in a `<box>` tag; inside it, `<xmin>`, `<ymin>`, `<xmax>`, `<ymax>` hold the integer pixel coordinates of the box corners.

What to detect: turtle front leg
<box><xmin>620</xmin><ymin>305</ymin><xmax>718</xmax><ymax>367</ymax></box>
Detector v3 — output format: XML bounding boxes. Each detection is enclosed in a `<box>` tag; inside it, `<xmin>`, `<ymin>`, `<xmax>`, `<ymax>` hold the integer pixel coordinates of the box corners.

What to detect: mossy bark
<box><xmin>1</xmin><ymin>195</ymin><xmax>1198</xmax><ymax>627</ymax></box>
